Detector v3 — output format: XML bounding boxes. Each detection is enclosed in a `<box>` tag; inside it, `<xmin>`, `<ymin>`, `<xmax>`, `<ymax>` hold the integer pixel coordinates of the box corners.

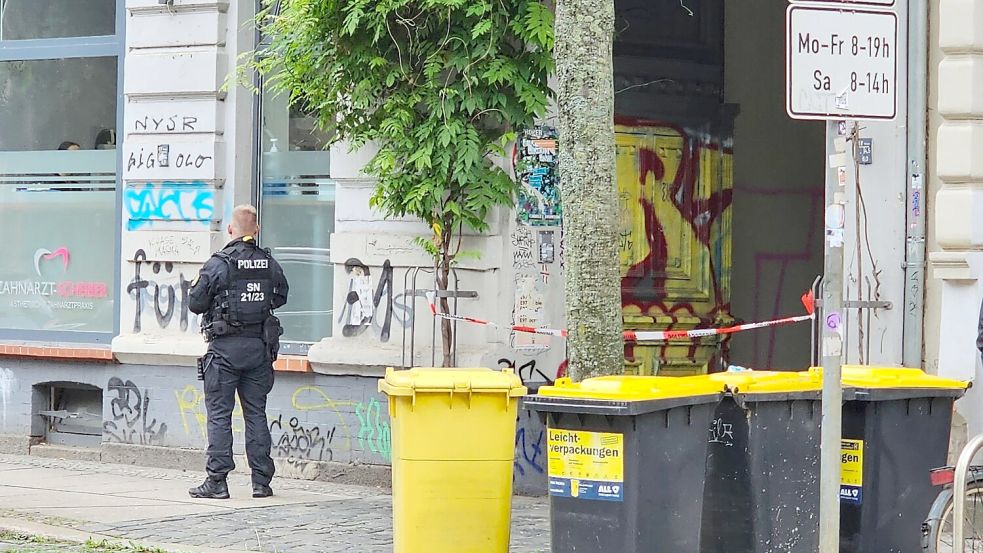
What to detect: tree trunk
<box><xmin>555</xmin><ymin>0</ymin><xmax>624</xmax><ymax>381</ymax></box>
<box><xmin>436</xmin><ymin>226</ymin><xmax>454</xmax><ymax>368</ymax></box>
<box><xmin>437</xmin><ymin>264</ymin><xmax>454</xmax><ymax>368</ymax></box>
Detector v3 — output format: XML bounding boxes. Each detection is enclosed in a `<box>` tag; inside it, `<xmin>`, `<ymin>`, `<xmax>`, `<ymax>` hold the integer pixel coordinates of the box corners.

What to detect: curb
<box><xmin>0</xmin><ymin>517</ymin><xmax>256</xmax><ymax>553</ymax></box>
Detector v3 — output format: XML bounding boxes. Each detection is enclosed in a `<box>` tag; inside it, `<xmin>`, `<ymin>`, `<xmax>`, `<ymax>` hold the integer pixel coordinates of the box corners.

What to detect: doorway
<box><xmin>613</xmin><ymin>0</ymin><xmax>825</xmax><ymax>373</ymax></box>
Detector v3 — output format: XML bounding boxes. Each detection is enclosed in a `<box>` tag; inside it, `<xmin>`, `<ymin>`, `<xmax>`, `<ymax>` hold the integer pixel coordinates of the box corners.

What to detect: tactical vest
<box><xmin>209</xmin><ymin>239</ymin><xmax>275</xmax><ymax>336</ymax></box>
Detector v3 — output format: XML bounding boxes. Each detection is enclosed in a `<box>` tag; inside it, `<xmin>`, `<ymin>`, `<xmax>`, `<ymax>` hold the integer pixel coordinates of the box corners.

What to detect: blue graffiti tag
<box><xmin>514</xmin><ymin>426</ymin><xmax>546</xmax><ymax>477</ymax></box>
<box><xmin>124</xmin><ymin>182</ymin><xmax>214</xmax><ymax>230</ymax></box>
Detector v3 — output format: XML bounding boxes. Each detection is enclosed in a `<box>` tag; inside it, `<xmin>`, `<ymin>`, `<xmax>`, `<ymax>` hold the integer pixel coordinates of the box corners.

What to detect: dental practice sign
<box><xmin>786</xmin><ymin>2</ymin><xmax>898</xmax><ymax>121</ymax></box>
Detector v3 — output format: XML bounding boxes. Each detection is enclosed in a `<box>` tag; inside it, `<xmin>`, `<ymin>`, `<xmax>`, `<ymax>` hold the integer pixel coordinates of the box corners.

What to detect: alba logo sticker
<box><xmin>33</xmin><ymin>247</ymin><xmax>70</xmax><ymax>277</ymax></box>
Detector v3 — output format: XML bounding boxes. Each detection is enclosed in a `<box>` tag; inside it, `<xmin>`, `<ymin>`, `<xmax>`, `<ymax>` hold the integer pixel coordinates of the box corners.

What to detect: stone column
<box><xmin>930</xmin><ymin>0</ymin><xmax>983</xmax><ymax>436</ymax></box>
<box><xmin>306</xmin><ymin>142</ymin><xmax>509</xmax><ymax>374</ymax></box>
<box><xmin>112</xmin><ymin>0</ymin><xmax>253</xmax><ymax>366</ymax></box>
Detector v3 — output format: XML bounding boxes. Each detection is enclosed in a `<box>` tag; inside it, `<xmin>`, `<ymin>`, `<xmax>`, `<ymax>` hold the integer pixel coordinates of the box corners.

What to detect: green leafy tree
<box><xmin>251</xmin><ymin>0</ymin><xmax>553</xmax><ymax>366</ymax></box>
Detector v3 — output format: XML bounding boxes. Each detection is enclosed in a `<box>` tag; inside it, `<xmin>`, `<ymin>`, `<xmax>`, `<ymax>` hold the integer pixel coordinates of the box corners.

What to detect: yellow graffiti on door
<box><xmin>615</xmin><ymin>120</ymin><xmax>734</xmax><ymax>375</ymax></box>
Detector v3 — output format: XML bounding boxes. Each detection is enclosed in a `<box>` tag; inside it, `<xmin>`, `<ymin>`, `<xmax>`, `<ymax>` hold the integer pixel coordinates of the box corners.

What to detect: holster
<box><xmin>263</xmin><ymin>315</ymin><xmax>283</xmax><ymax>362</ymax></box>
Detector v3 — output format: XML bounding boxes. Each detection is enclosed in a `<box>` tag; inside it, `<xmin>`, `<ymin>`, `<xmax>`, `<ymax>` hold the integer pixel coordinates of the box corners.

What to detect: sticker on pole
<box><xmin>786</xmin><ymin>5</ymin><xmax>898</xmax><ymax>120</ymax></box>
<box><xmin>840</xmin><ymin>439</ymin><xmax>864</xmax><ymax>504</ymax></box>
<box><xmin>547</xmin><ymin>429</ymin><xmax>624</xmax><ymax>502</ymax></box>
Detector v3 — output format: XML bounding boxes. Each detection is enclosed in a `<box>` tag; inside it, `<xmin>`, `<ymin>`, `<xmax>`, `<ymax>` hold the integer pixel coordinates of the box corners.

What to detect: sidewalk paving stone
<box><xmin>0</xmin><ymin>454</ymin><xmax>551</xmax><ymax>553</ymax></box>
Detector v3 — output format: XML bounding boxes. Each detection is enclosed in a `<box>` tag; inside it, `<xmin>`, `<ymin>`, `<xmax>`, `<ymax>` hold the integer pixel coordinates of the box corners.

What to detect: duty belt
<box><xmin>209</xmin><ymin>322</ymin><xmax>264</xmax><ymax>340</ymax></box>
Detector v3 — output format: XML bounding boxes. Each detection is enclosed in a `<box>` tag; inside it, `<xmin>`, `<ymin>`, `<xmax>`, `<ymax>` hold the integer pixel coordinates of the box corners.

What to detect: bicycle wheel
<box><xmin>927</xmin><ymin>483</ymin><xmax>983</xmax><ymax>553</ymax></box>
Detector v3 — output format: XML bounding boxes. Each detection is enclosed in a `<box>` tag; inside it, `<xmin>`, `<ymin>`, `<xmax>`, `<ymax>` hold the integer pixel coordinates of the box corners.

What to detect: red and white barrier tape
<box><xmin>427</xmin><ymin>292</ymin><xmax>815</xmax><ymax>342</ymax></box>
<box><xmin>622</xmin><ymin>314</ymin><xmax>814</xmax><ymax>342</ymax></box>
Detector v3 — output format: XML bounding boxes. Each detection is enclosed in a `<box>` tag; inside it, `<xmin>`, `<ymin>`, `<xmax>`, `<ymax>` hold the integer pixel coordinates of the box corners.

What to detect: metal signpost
<box><xmin>785</xmin><ymin>2</ymin><xmax>898</xmax><ymax>551</ymax></box>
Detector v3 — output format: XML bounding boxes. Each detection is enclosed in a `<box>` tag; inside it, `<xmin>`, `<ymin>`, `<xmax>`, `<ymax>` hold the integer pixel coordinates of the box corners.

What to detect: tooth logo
<box><xmin>33</xmin><ymin>247</ymin><xmax>70</xmax><ymax>277</ymax></box>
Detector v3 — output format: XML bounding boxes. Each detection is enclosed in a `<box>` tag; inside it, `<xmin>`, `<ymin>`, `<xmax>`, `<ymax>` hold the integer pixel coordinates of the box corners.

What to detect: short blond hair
<box><xmin>230</xmin><ymin>204</ymin><xmax>259</xmax><ymax>237</ymax></box>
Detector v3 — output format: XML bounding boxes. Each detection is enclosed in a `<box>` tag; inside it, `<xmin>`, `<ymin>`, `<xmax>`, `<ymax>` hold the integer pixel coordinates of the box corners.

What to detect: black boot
<box><xmin>252</xmin><ymin>483</ymin><xmax>273</xmax><ymax>498</ymax></box>
<box><xmin>189</xmin><ymin>477</ymin><xmax>230</xmax><ymax>499</ymax></box>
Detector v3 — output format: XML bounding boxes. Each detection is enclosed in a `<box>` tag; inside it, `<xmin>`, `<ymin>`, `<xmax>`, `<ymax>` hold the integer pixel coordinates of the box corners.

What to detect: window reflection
<box><xmin>0</xmin><ymin>150</ymin><xmax>116</xmax><ymax>332</ymax></box>
<box><xmin>260</xmin><ymin>90</ymin><xmax>334</xmax><ymax>344</ymax></box>
<box><xmin>0</xmin><ymin>57</ymin><xmax>117</xmax><ymax>152</ymax></box>
<box><xmin>0</xmin><ymin>56</ymin><xmax>117</xmax><ymax>333</ymax></box>
<box><xmin>0</xmin><ymin>0</ymin><xmax>116</xmax><ymax>40</ymax></box>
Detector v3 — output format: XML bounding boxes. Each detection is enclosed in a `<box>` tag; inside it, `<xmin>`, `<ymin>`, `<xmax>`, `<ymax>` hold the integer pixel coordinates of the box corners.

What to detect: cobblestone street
<box><xmin>0</xmin><ymin>455</ymin><xmax>550</xmax><ymax>553</ymax></box>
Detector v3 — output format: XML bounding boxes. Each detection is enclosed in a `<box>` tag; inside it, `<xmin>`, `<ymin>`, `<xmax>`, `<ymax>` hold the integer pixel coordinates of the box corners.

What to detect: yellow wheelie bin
<box><xmin>379</xmin><ymin>367</ymin><xmax>527</xmax><ymax>553</ymax></box>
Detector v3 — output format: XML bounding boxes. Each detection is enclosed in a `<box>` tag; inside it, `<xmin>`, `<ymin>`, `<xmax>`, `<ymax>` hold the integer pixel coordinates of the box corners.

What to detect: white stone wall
<box><xmin>306</xmin><ymin>140</ymin><xmax>555</xmax><ymax>376</ymax></box>
<box><xmin>105</xmin><ymin>0</ymin><xmax>567</xmax><ymax>379</ymax></box>
<box><xmin>929</xmin><ymin>0</ymin><xmax>983</xmax><ymax>439</ymax></box>
<box><xmin>112</xmin><ymin>0</ymin><xmax>251</xmax><ymax>366</ymax></box>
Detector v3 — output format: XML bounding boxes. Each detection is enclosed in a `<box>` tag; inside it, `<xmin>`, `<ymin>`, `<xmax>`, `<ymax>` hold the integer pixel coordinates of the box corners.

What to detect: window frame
<box><xmin>0</xmin><ymin>1</ymin><xmax>125</xmax><ymax>344</ymax></box>
<box><xmin>251</xmin><ymin>0</ymin><xmax>335</xmax><ymax>355</ymax></box>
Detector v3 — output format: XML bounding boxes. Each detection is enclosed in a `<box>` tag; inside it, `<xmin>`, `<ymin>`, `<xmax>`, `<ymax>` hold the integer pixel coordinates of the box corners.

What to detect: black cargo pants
<box><xmin>202</xmin><ymin>336</ymin><xmax>275</xmax><ymax>486</ymax></box>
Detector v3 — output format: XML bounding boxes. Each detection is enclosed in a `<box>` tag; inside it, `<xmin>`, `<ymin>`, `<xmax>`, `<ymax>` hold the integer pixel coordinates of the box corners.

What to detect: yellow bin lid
<box><xmin>378</xmin><ymin>367</ymin><xmax>527</xmax><ymax>397</ymax></box>
<box><xmin>808</xmin><ymin>365</ymin><xmax>969</xmax><ymax>390</ymax></box>
<box><xmin>689</xmin><ymin>370</ymin><xmax>823</xmax><ymax>394</ymax></box>
<box><xmin>537</xmin><ymin>375</ymin><xmax>724</xmax><ymax>401</ymax></box>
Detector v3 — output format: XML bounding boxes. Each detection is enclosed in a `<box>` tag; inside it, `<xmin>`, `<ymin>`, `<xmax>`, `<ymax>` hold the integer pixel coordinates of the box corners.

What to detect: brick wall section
<box><xmin>0</xmin><ymin>344</ymin><xmax>310</xmax><ymax>372</ymax></box>
<box><xmin>0</xmin><ymin>345</ymin><xmax>113</xmax><ymax>361</ymax></box>
<box><xmin>273</xmin><ymin>356</ymin><xmax>311</xmax><ymax>373</ymax></box>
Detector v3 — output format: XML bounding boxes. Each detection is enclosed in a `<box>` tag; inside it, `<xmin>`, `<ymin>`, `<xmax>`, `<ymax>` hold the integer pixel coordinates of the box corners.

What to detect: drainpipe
<box><xmin>903</xmin><ymin>0</ymin><xmax>928</xmax><ymax>369</ymax></box>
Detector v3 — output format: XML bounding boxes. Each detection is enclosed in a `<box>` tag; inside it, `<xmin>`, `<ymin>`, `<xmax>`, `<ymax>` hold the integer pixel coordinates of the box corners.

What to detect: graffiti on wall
<box><xmin>510</xmin><ymin>126</ymin><xmax>562</xmax><ymax>353</ymax></box>
<box><xmin>122</xmin><ymin>181</ymin><xmax>212</xmax><ymax>337</ymax></box>
<box><xmin>127</xmin><ymin>232</ymin><xmax>208</xmax><ymax>262</ymax></box>
<box><xmin>175</xmin><ymin>383</ymin><xmax>391</xmax><ymax>463</ymax></box>
<box><xmin>744</xmin><ymin>186</ymin><xmax>823</xmax><ymax>367</ymax></box>
<box><xmin>128</xmin><ymin>103</ymin><xmax>217</xmax><ymax>136</ymax></box>
<box><xmin>516</xmin><ymin>126</ymin><xmax>561</xmax><ymax>226</ymax></box>
<box><xmin>500</xmin><ymin>357</ymin><xmax>566</xmax><ymax>481</ymax></box>
<box><xmin>133</xmin><ymin>115</ymin><xmax>200</xmax><ymax>134</ymax></box>
<box><xmin>615</xmin><ymin>121</ymin><xmax>734</xmax><ymax>375</ymax></box>
<box><xmin>103</xmin><ymin>377</ymin><xmax>168</xmax><ymax>446</ymax></box>
<box><xmin>498</xmin><ymin>358</ymin><xmax>556</xmax><ymax>386</ymax></box>
<box><xmin>124</xmin><ymin>142</ymin><xmax>216</xmax><ymax>182</ymax></box>
<box><xmin>514</xmin><ymin>418</ymin><xmax>545</xmax><ymax>478</ymax></box>
<box><xmin>126</xmin><ymin>249</ymin><xmax>199</xmax><ymax>334</ymax></box>
<box><xmin>270</xmin><ymin>414</ymin><xmax>335</xmax><ymax>462</ymax></box>
<box><xmin>510</xmin><ymin>226</ymin><xmax>554</xmax><ymax>352</ymax></box>
<box><xmin>291</xmin><ymin>385</ymin><xmax>391</xmax><ymax>462</ymax></box>
<box><xmin>512</xmin><ymin>227</ymin><xmax>536</xmax><ymax>270</ymax></box>
<box><xmin>124</xmin><ymin>182</ymin><xmax>214</xmax><ymax>231</ymax></box>
<box><xmin>338</xmin><ymin>258</ymin><xmax>411</xmax><ymax>343</ymax></box>
<box><xmin>175</xmin><ymin>384</ymin><xmax>244</xmax><ymax>437</ymax></box>
<box><xmin>355</xmin><ymin>398</ymin><xmax>391</xmax><ymax>460</ymax></box>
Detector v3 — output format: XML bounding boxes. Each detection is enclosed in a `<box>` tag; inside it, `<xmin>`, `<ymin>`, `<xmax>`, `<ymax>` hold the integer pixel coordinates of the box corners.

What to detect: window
<box><xmin>0</xmin><ymin>148</ymin><xmax>116</xmax><ymax>333</ymax></box>
<box><xmin>0</xmin><ymin>3</ymin><xmax>122</xmax><ymax>342</ymax></box>
<box><xmin>0</xmin><ymin>0</ymin><xmax>116</xmax><ymax>40</ymax></box>
<box><xmin>258</xmin><ymin>88</ymin><xmax>335</xmax><ymax>346</ymax></box>
<box><xmin>0</xmin><ymin>57</ymin><xmax>118</xmax><ymax>151</ymax></box>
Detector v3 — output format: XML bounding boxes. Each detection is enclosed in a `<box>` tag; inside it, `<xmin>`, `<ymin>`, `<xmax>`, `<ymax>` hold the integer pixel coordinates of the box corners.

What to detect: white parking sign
<box><xmin>786</xmin><ymin>5</ymin><xmax>898</xmax><ymax>120</ymax></box>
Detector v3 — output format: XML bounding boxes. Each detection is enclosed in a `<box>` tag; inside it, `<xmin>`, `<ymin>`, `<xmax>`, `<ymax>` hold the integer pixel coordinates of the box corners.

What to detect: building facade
<box><xmin>926</xmin><ymin>0</ymin><xmax>983</xmax><ymax>456</ymax></box>
<box><xmin>0</xmin><ymin>0</ymin><xmax>973</xmax><ymax>492</ymax></box>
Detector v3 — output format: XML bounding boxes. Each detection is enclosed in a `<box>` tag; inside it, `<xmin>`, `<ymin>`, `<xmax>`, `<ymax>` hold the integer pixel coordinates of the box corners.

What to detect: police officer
<box><xmin>187</xmin><ymin>204</ymin><xmax>288</xmax><ymax>499</ymax></box>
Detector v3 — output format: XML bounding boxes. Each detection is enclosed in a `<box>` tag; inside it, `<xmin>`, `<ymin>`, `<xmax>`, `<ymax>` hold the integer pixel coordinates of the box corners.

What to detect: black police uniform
<box><xmin>187</xmin><ymin>235</ymin><xmax>288</xmax><ymax>499</ymax></box>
